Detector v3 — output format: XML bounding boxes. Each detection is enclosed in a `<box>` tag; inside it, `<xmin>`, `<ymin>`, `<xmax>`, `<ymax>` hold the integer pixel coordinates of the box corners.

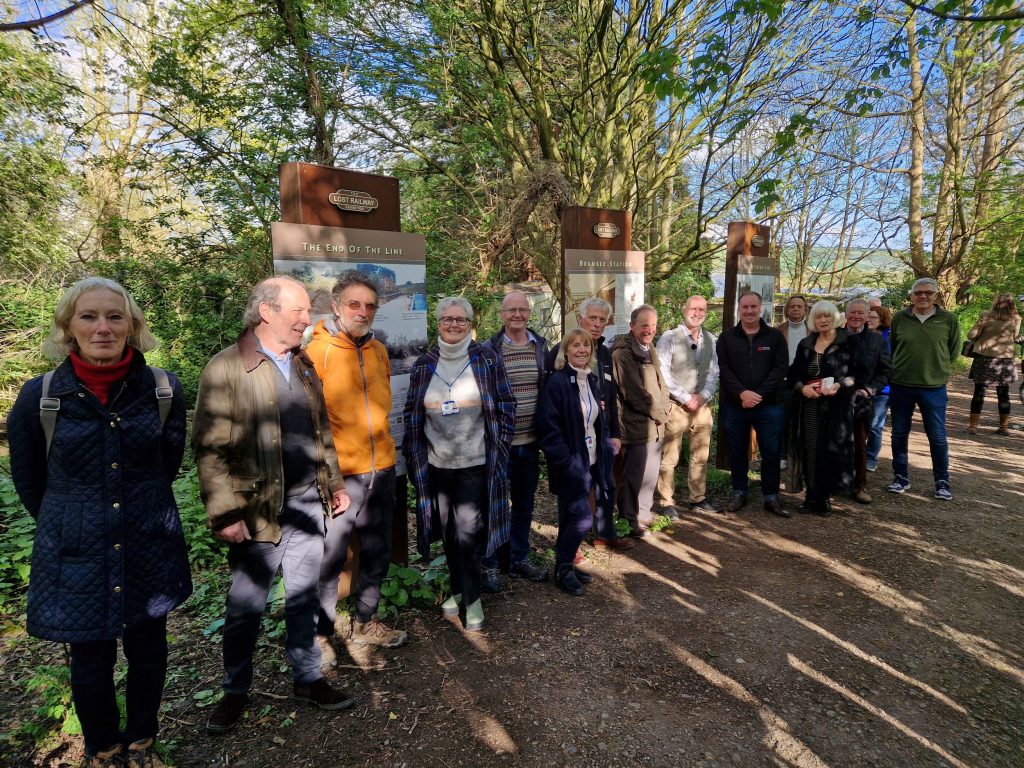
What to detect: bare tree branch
<box><xmin>0</xmin><ymin>0</ymin><xmax>94</xmax><ymax>32</ymax></box>
<box><xmin>897</xmin><ymin>0</ymin><xmax>1024</xmax><ymax>22</ymax></box>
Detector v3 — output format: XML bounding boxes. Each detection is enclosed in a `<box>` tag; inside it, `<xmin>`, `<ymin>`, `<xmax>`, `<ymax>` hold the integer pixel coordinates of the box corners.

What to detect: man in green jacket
<box><xmin>887</xmin><ymin>278</ymin><xmax>960</xmax><ymax>500</ymax></box>
<box><xmin>193</xmin><ymin>277</ymin><xmax>353</xmax><ymax>734</ymax></box>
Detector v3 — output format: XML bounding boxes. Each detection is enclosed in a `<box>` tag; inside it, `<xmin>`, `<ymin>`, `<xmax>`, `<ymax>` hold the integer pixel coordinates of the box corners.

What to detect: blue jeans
<box><xmin>866</xmin><ymin>394</ymin><xmax>889</xmax><ymax>464</ymax></box>
<box><xmin>482</xmin><ymin>442</ymin><xmax>540</xmax><ymax>570</ymax></box>
<box><xmin>720</xmin><ymin>400</ymin><xmax>784</xmax><ymax>498</ymax></box>
<box><xmin>222</xmin><ymin>483</ymin><xmax>326</xmax><ymax>693</ymax></box>
<box><xmin>889</xmin><ymin>384</ymin><xmax>949</xmax><ymax>484</ymax></box>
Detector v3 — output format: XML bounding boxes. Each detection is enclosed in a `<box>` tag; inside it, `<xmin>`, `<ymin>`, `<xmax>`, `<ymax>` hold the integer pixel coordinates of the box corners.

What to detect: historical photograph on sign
<box><xmin>734</xmin><ymin>273</ymin><xmax>776</xmax><ymax>324</ymax></box>
<box><xmin>275</xmin><ymin>258</ymin><xmax>428</xmax><ymax>375</ymax></box>
<box><xmin>563</xmin><ymin>249</ymin><xmax>645</xmax><ymax>341</ymax></box>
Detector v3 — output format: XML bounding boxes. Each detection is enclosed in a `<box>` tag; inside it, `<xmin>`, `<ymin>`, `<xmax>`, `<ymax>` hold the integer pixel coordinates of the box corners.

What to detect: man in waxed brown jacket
<box><xmin>193</xmin><ymin>276</ymin><xmax>353</xmax><ymax>734</ymax></box>
<box><xmin>612</xmin><ymin>305</ymin><xmax>671</xmax><ymax>537</ymax></box>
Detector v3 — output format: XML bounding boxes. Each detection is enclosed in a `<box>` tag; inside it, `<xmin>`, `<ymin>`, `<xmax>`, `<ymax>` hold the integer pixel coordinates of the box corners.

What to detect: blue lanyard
<box><xmin>435</xmin><ymin>359</ymin><xmax>472</xmax><ymax>398</ymax></box>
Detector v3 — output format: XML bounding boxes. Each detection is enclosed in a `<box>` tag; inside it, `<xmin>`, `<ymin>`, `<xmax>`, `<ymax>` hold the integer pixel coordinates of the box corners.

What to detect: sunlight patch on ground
<box><xmin>669</xmin><ymin>645</ymin><xmax>831</xmax><ymax>768</ymax></box>
<box><xmin>740</xmin><ymin>590</ymin><xmax>967</xmax><ymax>714</ymax></box>
<box><xmin>788</xmin><ymin>655</ymin><xmax>970</xmax><ymax>768</ymax></box>
<box><xmin>646</xmin><ymin>532</ymin><xmax>723</xmax><ymax>577</ymax></box>
<box><xmin>701</xmin><ymin>517</ymin><xmax>1024</xmax><ymax>686</ymax></box>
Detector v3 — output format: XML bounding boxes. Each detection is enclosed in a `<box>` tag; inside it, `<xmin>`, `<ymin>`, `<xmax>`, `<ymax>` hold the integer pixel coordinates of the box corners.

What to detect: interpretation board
<box><xmin>717</xmin><ymin>221</ymin><xmax>776</xmax><ymax>470</ymax></box>
<box><xmin>273</xmin><ymin>164</ymin><xmax>425</xmax><ymax>572</ymax></box>
<box><xmin>560</xmin><ymin>207</ymin><xmax>645</xmax><ymax>341</ymax></box>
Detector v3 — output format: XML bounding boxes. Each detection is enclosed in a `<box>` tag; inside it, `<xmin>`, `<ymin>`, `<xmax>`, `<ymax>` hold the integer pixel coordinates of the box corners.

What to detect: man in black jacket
<box><xmin>716</xmin><ymin>291</ymin><xmax>790</xmax><ymax>517</ymax></box>
<box><xmin>844</xmin><ymin>298</ymin><xmax>892</xmax><ymax>504</ymax></box>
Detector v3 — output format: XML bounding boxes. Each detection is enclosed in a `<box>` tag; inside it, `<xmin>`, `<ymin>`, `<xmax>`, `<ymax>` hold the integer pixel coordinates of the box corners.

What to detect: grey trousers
<box><xmin>318</xmin><ymin>467</ymin><xmax>396</xmax><ymax>631</ymax></box>
<box><xmin>222</xmin><ymin>483</ymin><xmax>326</xmax><ymax>693</ymax></box>
<box><xmin>616</xmin><ymin>438</ymin><xmax>664</xmax><ymax>527</ymax></box>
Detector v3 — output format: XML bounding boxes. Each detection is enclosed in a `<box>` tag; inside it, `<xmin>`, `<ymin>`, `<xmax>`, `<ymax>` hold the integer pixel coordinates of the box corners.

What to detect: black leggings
<box><xmin>970</xmin><ymin>382</ymin><xmax>1010</xmax><ymax>415</ymax></box>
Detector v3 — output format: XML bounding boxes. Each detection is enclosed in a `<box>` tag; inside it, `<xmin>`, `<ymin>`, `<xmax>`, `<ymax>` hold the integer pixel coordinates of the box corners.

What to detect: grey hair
<box><xmin>243</xmin><ymin>276</ymin><xmax>305</xmax><ymax>329</ymax></box>
<box><xmin>436</xmin><ymin>296</ymin><xmax>474</xmax><ymax>321</ymax></box>
<box><xmin>846</xmin><ymin>298</ymin><xmax>870</xmax><ymax>311</ymax></box>
<box><xmin>43</xmin><ymin>276</ymin><xmax>157</xmax><ymax>361</ymax></box>
<box><xmin>910</xmin><ymin>278</ymin><xmax>939</xmax><ymax>294</ymax></box>
<box><xmin>810</xmin><ymin>299</ymin><xmax>841</xmax><ymax>328</ymax></box>
<box><xmin>578</xmin><ymin>297</ymin><xmax>612</xmax><ymax>321</ymax></box>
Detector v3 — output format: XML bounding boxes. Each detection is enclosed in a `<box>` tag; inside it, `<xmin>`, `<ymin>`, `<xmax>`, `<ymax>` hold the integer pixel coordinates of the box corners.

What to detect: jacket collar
<box><xmin>237</xmin><ymin>327</ymin><xmax>311</xmax><ymax>373</ymax></box>
<box><xmin>49</xmin><ymin>346</ymin><xmax>146</xmax><ymax>396</ymax></box>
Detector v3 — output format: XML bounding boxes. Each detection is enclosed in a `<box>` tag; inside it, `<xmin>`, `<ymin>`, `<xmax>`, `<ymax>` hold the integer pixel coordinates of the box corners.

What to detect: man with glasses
<box><xmin>479</xmin><ymin>290</ymin><xmax>550</xmax><ymax>591</ymax></box>
<box><xmin>887</xmin><ymin>278</ymin><xmax>960</xmax><ymax>499</ymax></box>
<box><xmin>655</xmin><ymin>295</ymin><xmax>720</xmax><ymax>516</ymax></box>
<box><xmin>306</xmin><ymin>271</ymin><xmax>408</xmax><ymax>660</ymax></box>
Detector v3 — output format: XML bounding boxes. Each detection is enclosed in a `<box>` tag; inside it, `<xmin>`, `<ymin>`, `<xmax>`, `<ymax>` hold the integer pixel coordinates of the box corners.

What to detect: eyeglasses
<box><xmin>343</xmin><ymin>300</ymin><xmax>378</xmax><ymax>312</ymax></box>
<box><xmin>912</xmin><ymin>291</ymin><xmax>937</xmax><ymax>297</ymax></box>
<box><xmin>440</xmin><ymin>316</ymin><xmax>469</xmax><ymax>327</ymax></box>
<box><xmin>501</xmin><ymin>307</ymin><xmax>530</xmax><ymax>316</ymax></box>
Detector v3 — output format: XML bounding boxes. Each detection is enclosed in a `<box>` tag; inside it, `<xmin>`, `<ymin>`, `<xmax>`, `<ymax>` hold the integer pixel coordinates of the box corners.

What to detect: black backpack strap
<box><xmin>40</xmin><ymin>370</ymin><xmax>60</xmax><ymax>457</ymax></box>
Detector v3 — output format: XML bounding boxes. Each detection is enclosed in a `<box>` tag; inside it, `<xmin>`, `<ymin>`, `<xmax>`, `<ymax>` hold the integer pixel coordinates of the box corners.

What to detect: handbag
<box><xmin>961</xmin><ymin>339</ymin><xmax>976</xmax><ymax>357</ymax></box>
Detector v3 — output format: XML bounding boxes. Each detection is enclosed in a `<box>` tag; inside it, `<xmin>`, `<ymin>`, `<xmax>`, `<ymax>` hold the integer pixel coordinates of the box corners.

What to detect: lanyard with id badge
<box><xmin>437</xmin><ymin>360</ymin><xmax>472</xmax><ymax>416</ymax></box>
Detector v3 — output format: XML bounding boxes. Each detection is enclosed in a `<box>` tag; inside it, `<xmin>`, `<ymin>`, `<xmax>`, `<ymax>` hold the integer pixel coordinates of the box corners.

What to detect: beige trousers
<box><xmin>656</xmin><ymin>400</ymin><xmax>713</xmax><ymax>507</ymax></box>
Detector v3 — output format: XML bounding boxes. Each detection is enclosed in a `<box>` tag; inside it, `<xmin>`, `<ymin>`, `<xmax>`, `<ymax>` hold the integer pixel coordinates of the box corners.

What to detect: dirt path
<box><xmin>5</xmin><ymin>373</ymin><xmax>1023</xmax><ymax>767</ymax></box>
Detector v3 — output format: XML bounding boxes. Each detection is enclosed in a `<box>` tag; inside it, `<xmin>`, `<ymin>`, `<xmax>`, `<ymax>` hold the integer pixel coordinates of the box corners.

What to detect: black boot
<box><xmin>816</xmin><ymin>498</ymin><xmax>833</xmax><ymax>517</ymax></box>
<box><xmin>574</xmin><ymin>568</ymin><xmax>592</xmax><ymax>584</ymax></box>
<box><xmin>554</xmin><ymin>563</ymin><xmax>584</xmax><ymax>596</ymax></box>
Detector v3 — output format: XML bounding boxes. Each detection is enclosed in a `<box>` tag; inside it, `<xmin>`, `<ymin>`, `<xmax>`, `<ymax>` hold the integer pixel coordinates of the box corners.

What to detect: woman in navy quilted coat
<box><xmin>8</xmin><ymin>277</ymin><xmax>191</xmax><ymax>768</ymax></box>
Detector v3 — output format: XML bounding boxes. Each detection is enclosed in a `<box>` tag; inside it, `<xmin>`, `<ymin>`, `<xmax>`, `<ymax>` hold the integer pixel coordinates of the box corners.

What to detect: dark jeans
<box><xmin>430</xmin><ymin>464</ymin><xmax>488</xmax><ymax>606</ymax></box>
<box><xmin>889</xmin><ymin>384</ymin><xmax>949</xmax><ymax>484</ymax></box>
<box><xmin>971</xmin><ymin>382</ymin><xmax>1011</xmax><ymax>416</ymax></box>
<box><xmin>482</xmin><ymin>442</ymin><xmax>540</xmax><ymax>571</ymax></box>
<box><xmin>222</xmin><ymin>483</ymin><xmax>326</xmax><ymax>693</ymax></box>
<box><xmin>555</xmin><ymin>465</ymin><xmax>603</xmax><ymax>566</ymax></box>
<box><xmin>70</xmin><ymin>615</ymin><xmax>168</xmax><ymax>755</ymax></box>
<box><xmin>318</xmin><ymin>467</ymin><xmax>396</xmax><ymax>629</ymax></box>
<box><xmin>866</xmin><ymin>394</ymin><xmax>889</xmax><ymax>464</ymax></box>
<box><xmin>720</xmin><ymin>400</ymin><xmax>784</xmax><ymax>499</ymax></box>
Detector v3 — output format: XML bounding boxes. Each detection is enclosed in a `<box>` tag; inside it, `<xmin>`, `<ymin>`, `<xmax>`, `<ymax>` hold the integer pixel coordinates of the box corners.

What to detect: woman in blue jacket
<box><xmin>8</xmin><ymin>277</ymin><xmax>191</xmax><ymax>768</ymax></box>
<box><xmin>537</xmin><ymin>328</ymin><xmax>616</xmax><ymax>595</ymax></box>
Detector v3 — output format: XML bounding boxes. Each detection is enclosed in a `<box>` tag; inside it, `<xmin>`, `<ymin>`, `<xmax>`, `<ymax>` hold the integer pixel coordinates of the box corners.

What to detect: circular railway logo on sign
<box><xmin>751</xmin><ymin>234</ymin><xmax>766</xmax><ymax>248</ymax></box>
<box><xmin>329</xmin><ymin>189</ymin><xmax>378</xmax><ymax>213</ymax></box>
<box><xmin>592</xmin><ymin>222</ymin><xmax>620</xmax><ymax>239</ymax></box>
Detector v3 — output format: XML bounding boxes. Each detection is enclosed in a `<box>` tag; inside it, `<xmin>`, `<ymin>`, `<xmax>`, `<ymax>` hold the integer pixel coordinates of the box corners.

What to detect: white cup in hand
<box><xmin>821</xmin><ymin>376</ymin><xmax>835</xmax><ymax>390</ymax></box>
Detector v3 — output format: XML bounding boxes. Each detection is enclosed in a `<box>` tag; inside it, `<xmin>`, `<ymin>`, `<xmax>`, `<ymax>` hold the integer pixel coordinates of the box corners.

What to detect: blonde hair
<box><xmin>555</xmin><ymin>327</ymin><xmax>595</xmax><ymax>371</ymax></box>
<box><xmin>43</xmin><ymin>277</ymin><xmax>157</xmax><ymax>361</ymax></box>
<box><xmin>809</xmin><ymin>299</ymin><xmax>841</xmax><ymax>329</ymax></box>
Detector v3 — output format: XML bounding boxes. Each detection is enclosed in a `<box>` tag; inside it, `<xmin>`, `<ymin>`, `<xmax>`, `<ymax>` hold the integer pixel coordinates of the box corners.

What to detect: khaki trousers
<box><xmin>656</xmin><ymin>400</ymin><xmax>713</xmax><ymax>507</ymax></box>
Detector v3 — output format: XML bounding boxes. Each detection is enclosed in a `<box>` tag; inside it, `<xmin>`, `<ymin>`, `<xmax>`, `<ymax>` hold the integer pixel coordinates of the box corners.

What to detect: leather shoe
<box><xmin>658</xmin><ymin>505</ymin><xmax>680</xmax><ymax>520</ymax></box>
<box><xmin>816</xmin><ymin>500</ymin><xmax>833</xmax><ymax>517</ymax></box>
<box><xmin>852</xmin><ymin>488</ymin><xmax>872</xmax><ymax>504</ymax></box>
<box><xmin>206</xmin><ymin>692</ymin><xmax>248</xmax><ymax>733</ymax></box>
<box><xmin>594</xmin><ymin>537</ymin><xmax>634</xmax><ymax>551</ymax></box>
<box><xmin>764</xmin><ymin>499</ymin><xmax>791</xmax><ymax>518</ymax></box>
<box><xmin>725</xmin><ymin>494</ymin><xmax>747</xmax><ymax>513</ymax></box>
<box><xmin>573</xmin><ymin>568</ymin><xmax>593</xmax><ymax>584</ymax></box>
<box><xmin>554</xmin><ymin>564</ymin><xmax>584</xmax><ymax>596</ymax></box>
<box><xmin>627</xmin><ymin>525</ymin><xmax>649</xmax><ymax>539</ymax></box>
<box><xmin>689</xmin><ymin>498</ymin><xmax>721</xmax><ymax>514</ymax></box>
<box><xmin>510</xmin><ymin>559</ymin><xmax>549</xmax><ymax>581</ymax></box>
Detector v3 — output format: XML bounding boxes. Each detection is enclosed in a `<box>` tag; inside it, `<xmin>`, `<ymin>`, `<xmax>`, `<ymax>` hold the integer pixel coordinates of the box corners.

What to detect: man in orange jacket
<box><xmin>307</xmin><ymin>271</ymin><xmax>408</xmax><ymax>659</ymax></box>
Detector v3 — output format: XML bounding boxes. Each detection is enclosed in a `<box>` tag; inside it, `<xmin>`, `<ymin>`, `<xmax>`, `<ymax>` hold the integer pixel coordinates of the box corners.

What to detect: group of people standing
<box><xmin>7</xmin><ymin>272</ymin><xmax>1015</xmax><ymax>766</ymax></box>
